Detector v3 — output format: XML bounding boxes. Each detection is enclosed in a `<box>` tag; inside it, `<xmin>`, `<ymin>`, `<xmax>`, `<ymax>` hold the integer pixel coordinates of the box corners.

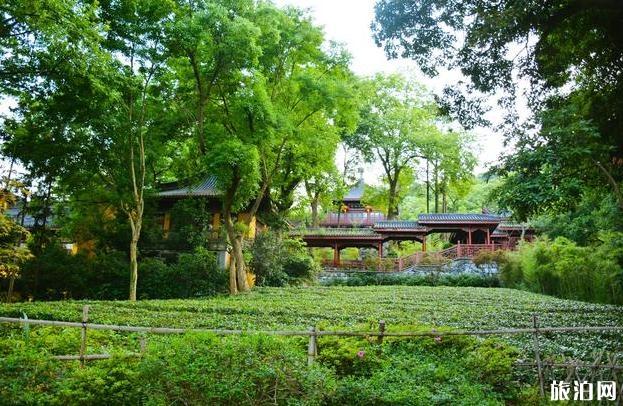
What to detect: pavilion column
<box><xmin>378</xmin><ymin>242</ymin><xmax>383</xmax><ymax>258</ymax></box>
<box><xmin>486</xmin><ymin>228</ymin><xmax>491</xmax><ymax>245</ymax></box>
<box><xmin>422</xmin><ymin>235</ymin><xmax>427</xmax><ymax>252</ymax></box>
<box><xmin>333</xmin><ymin>244</ymin><xmax>340</xmax><ymax>266</ymax></box>
<box><xmin>468</xmin><ymin>228</ymin><xmax>472</xmax><ymax>245</ymax></box>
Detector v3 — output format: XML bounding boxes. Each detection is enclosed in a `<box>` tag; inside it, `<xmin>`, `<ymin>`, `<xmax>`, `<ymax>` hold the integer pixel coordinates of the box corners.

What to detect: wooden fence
<box><xmin>1</xmin><ymin>307</ymin><xmax>623</xmax><ymax>402</ymax></box>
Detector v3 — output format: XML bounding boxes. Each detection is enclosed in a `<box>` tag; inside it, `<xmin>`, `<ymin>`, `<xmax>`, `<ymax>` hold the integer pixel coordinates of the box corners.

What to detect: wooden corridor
<box><xmin>320</xmin><ymin>243</ymin><xmax>507</xmax><ymax>272</ymax></box>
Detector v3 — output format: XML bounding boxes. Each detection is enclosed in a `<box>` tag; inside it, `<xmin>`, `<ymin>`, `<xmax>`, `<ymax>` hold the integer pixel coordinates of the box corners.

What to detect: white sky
<box><xmin>274</xmin><ymin>0</ymin><xmax>509</xmax><ymax>181</ymax></box>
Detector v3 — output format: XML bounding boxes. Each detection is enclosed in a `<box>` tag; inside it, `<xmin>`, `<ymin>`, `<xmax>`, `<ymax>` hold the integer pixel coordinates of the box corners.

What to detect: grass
<box><xmin>1</xmin><ymin>285</ymin><xmax>622</xmax><ymax>359</ymax></box>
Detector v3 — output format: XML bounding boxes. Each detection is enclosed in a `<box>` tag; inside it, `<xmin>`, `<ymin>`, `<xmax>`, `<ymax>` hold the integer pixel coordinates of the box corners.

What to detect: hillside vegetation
<box><xmin>2</xmin><ymin>286</ymin><xmax>622</xmax><ymax>404</ymax></box>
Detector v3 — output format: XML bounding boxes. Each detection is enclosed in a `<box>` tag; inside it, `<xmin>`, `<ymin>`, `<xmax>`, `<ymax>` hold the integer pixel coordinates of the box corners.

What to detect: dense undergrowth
<box><xmin>321</xmin><ymin>273</ymin><xmax>499</xmax><ymax>288</ymax></box>
<box><xmin>0</xmin><ymin>324</ymin><xmax>535</xmax><ymax>405</ymax></box>
<box><xmin>1</xmin><ymin>286</ymin><xmax>622</xmax><ymax>360</ymax></box>
<box><xmin>1</xmin><ymin>286</ymin><xmax>621</xmax><ymax>404</ymax></box>
<box><xmin>499</xmin><ymin>235</ymin><xmax>623</xmax><ymax>305</ymax></box>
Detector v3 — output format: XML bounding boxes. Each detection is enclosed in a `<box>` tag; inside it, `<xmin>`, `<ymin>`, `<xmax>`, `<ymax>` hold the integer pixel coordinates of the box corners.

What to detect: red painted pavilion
<box><xmin>292</xmin><ymin>180</ymin><xmax>535</xmax><ymax>269</ymax></box>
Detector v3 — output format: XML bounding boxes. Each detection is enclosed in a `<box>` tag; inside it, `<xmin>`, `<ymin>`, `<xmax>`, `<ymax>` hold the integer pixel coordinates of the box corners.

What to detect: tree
<box><xmin>0</xmin><ymin>178</ymin><xmax>32</xmax><ymax>302</ymax></box>
<box><xmin>347</xmin><ymin>74</ymin><xmax>438</xmax><ymax>219</ymax></box>
<box><xmin>170</xmin><ymin>3</ymin><xmax>357</xmax><ymax>294</ymax></box>
<box><xmin>1</xmin><ymin>0</ymin><xmax>100</xmax><ymax>95</ymax></box>
<box><xmin>372</xmin><ymin>0</ymin><xmax>623</xmax><ymax>222</ymax></box>
<box><xmin>2</xmin><ymin>0</ymin><xmax>179</xmax><ymax>301</ymax></box>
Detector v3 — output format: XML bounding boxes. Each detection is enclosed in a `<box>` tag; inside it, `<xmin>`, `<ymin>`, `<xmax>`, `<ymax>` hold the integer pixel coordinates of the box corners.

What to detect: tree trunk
<box><xmin>442</xmin><ymin>181</ymin><xmax>447</xmax><ymax>213</ymax></box>
<box><xmin>311</xmin><ymin>197</ymin><xmax>319</xmax><ymax>227</ymax></box>
<box><xmin>233</xmin><ymin>235</ymin><xmax>247</xmax><ymax>291</ymax></box>
<box><xmin>434</xmin><ymin>160</ymin><xmax>439</xmax><ymax>213</ymax></box>
<box><xmin>223</xmin><ymin>176</ymin><xmax>249</xmax><ymax>294</ymax></box>
<box><xmin>426</xmin><ymin>160</ymin><xmax>430</xmax><ymax>214</ymax></box>
<box><xmin>190</xmin><ymin>54</ymin><xmax>207</xmax><ymax>155</ymax></box>
<box><xmin>387</xmin><ymin>178</ymin><xmax>398</xmax><ymax>220</ymax></box>
<box><xmin>223</xmin><ymin>207</ymin><xmax>249</xmax><ymax>294</ymax></box>
<box><xmin>128</xmin><ymin>216</ymin><xmax>141</xmax><ymax>301</ymax></box>
<box><xmin>595</xmin><ymin>160</ymin><xmax>623</xmax><ymax>210</ymax></box>
<box><xmin>6</xmin><ymin>274</ymin><xmax>15</xmax><ymax>303</ymax></box>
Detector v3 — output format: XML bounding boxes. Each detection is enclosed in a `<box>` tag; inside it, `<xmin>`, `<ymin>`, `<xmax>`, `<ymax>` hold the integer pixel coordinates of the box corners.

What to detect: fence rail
<box><xmin>1</xmin><ymin>308</ymin><xmax>623</xmax><ymax>401</ymax></box>
<box><xmin>2</xmin><ymin>315</ymin><xmax>623</xmax><ymax>337</ymax></box>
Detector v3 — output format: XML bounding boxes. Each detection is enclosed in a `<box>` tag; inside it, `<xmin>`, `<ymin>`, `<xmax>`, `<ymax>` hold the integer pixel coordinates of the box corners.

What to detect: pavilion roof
<box><xmin>373</xmin><ymin>220</ymin><xmax>427</xmax><ymax>231</ymax></box>
<box><xmin>418</xmin><ymin>213</ymin><xmax>505</xmax><ymax>223</ymax></box>
<box><xmin>343</xmin><ymin>179</ymin><xmax>365</xmax><ymax>201</ymax></box>
<box><xmin>496</xmin><ymin>222</ymin><xmax>530</xmax><ymax>231</ymax></box>
<box><xmin>157</xmin><ymin>176</ymin><xmax>219</xmax><ymax>198</ymax></box>
<box><xmin>290</xmin><ymin>227</ymin><xmax>379</xmax><ymax>237</ymax></box>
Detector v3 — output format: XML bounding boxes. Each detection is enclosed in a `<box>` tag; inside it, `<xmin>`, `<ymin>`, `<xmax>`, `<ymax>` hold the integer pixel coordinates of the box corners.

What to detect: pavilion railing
<box><xmin>321</xmin><ymin>243</ymin><xmax>509</xmax><ymax>272</ymax></box>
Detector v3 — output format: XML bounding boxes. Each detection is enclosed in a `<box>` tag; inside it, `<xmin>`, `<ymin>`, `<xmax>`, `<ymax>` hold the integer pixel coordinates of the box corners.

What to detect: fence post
<box><xmin>80</xmin><ymin>305</ymin><xmax>90</xmax><ymax>367</ymax></box>
<box><xmin>307</xmin><ymin>326</ymin><xmax>317</xmax><ymax>366</ymax></box>
<box><xmin>378</xmin><ymin>320</ymin><xmax>386</xmax><ymax>344</ymax></box>
<box><xmin>140</xmin><ymin>335</ymin><xmax>147</xmax><ymax>355</ymax></box>
<box><xmin>22</xmin><ymin>312</ymin><xmax>29</xmax><ymax>344</ymax></box>
<box><xmin>532</xmin><ymin>314</ymin><xmax>545</xmax><ymax>398</ymax></box>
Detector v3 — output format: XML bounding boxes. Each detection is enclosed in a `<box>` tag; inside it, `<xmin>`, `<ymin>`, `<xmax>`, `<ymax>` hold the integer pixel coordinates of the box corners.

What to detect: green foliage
<box><xmin>0</xmin><ymin>334</ymin><xmax>335</xmax><ymax>405</ymax></box>
<box><xmin>2</xmin><ymin>286</ymin><xmax>622</xmax><ymax>360</ymax></box>
<box><xmin>325</xmin><ymin>329</ymin><xmax>522</xmax><ymax>405</ymax></box>
<box><xmin>250</xmin><ymin>231</ymin><xmax>319</xmax><ymax>286</ymax></box>
<box><xmin>138</xmin><ymin>249</ymin><xmax>228</xmax><ymax>299</ymax></box>
<box><xmin>137</xmin><ymin>334</ymin><xmax>335</xmax><ymax>405</ymax></box>
<box><xmin>10</xmin><ymin>244</ymin><xmax>227</xmax><ymax>300</ymax></box>
<box><xmin>472</xmin><ymin>249</ymin><xmax>508</xmax><ymax>268</ymax></box>
<box><xmin>500</xmin><ymin>236</ymin><xmax>623</xmax><ymax>305</ymax></box>
<box><xmin>0</xmin><ymin>342</ymin><xmax>60</xmax><ymax>404</ymax></box>
<box><xmin>533</xmin><ymin>192</ymin><xmax>623</xmax><ymax>246</ymax></box>
<box><xmin>465</xmin><ymin>339</ymin><xmax>520</xmax><ymax>395</ymax></box>
<box><xmin>322</xmin><ymin>273</ymin><xmax>499</xmax><ymax>288</ymax></box>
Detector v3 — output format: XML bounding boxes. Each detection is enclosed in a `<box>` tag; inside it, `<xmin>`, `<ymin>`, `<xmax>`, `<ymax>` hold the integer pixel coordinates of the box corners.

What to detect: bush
<box><xmin>138</xmin><ymin>248</ymin><xmax>228</xmax><ymax>299</ymax></box>
<box><xmin>499</xmin><ymin>235</ymin><xmax>623</xmax><ymax>305</ymax></box>
<box><xmin>250</xmin><ymin>231</ymin><xmax>319</xmax><ymax>286</ymax></box>
<box><xmin>322</xmin><ymin>273</ymin><xmax>500</xmax><ymax>288</ymax></box>
<box><xmin>10</xmin><ymin>243</ymin><xmax>228</xmax><ymax>301</ymax></box>
<box><xmin>0</xmin><ymin>334</ymin><xmax>336</xmax><ymax>405</ymax></box>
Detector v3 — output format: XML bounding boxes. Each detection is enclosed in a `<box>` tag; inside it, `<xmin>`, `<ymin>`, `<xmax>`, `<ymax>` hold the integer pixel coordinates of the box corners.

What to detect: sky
<box><xmin>273</xmin><ymin>0</ymin><xmax>508</xmax><ymax>180</ymax></box>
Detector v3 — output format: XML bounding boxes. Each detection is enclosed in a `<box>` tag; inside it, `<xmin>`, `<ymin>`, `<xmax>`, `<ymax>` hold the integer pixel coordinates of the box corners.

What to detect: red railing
<box><xmin>322</xmin><ymin>243</ymin><xmax>508</xmax><ymax>272</ymax></box>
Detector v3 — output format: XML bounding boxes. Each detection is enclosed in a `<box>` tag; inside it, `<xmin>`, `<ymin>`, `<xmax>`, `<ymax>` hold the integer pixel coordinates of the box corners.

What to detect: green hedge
<box><xmin>500</xmin><ymin>234</ymin><xmax>623</xmax><ymax>305</ymax></box>
<box><xmin>0</xmin><ymin>327</ymin><xmax>530</xmax><ymax>405</ymax></box>
<box><xmin>8</xmin><ymin>245</ymin><xmax>227</xmax><ymax>301</ymax></box>
<box><xmin>322</xmin><ymin>273</ymin><xmax>500</xmax><ymax>288</ymax></box>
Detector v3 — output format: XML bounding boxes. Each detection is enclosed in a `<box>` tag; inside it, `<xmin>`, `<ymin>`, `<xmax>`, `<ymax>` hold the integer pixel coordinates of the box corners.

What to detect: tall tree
<box><xmin>171</xmin><ymin>3</ymin><xmax>357</xmax><ymax>293</ymax></box>
<box><xmin>373</xmin><ymin>0</ymin><xmax>623</xmax><ymax>221</ymax></box>
<box><xmin>347</xmin><ymin>74</ymin><xmax>437</xmax><ymax>219</ymax></box>
<box><xmin>2</xmin><ymin>0</ymin><xmax>179</xmax><ymax>300</ymax></box>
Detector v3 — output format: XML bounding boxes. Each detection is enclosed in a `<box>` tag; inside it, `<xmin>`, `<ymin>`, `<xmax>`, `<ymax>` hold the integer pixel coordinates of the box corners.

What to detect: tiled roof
<box><xmin>418</xmin><ymin>213</ymin><xmax>504</xmax><ymax>223</ymax></box>
<box><xmin>374</xmin><ymin>221</ymin><xmax>427</xmax><ymax>231</ymax></box>
<box><xmin>158</xmin><ymin>176</ymin><xmax>219</xmax><ymax>197</ymax></box>
<box><xmin>290</xmin><ymin>228</ymin><xmax>380</xmax><ymax>237</ymax></box>
<box><xmin>497</xmin><ymin>222</ymin><xmax>530</xmax><ymax>231</ymax></box>
<box><xmin>343</xmin><ymin>179</ymin><xmax>364</xmax><ymax>201</ymax></box>
<box><xmin>5</xmin><ymin>207</ymin><xmax>36</xmax><ymax>228</ymax></box>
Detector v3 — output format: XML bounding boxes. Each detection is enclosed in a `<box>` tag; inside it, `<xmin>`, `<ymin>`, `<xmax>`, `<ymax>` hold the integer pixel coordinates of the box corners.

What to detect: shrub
<box><xmin>0</xmin><ymin>334</ymin><xmax>336</xmax><ymax>405</ymax></box>
<box><xmin>322</xmin><ymin>273</ymin><xmax>500</xmax><ymax>288</ymax></box>
<box><xmin>11</xmin><ymin>243</ymin><xmax>228</xmax><ymax>301</ymax></box>
<box><xmin>139</xmin><ymin>248</ymin><xmax>228</xmax><ymax>299</ymax></box>
<box><xmin>250</xmin><ymin>231</ymin><xmax>319</xmax><ymax>286</ymax></box>
<box><xmin>499</xmin><ymin>235</ymin><xmax>623</xmax><ymax>305</ymax></box>
<box><xmin>137</xmin><ymin>334</ymin><xmax>336</xmax><ymax>405</ymax></box>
